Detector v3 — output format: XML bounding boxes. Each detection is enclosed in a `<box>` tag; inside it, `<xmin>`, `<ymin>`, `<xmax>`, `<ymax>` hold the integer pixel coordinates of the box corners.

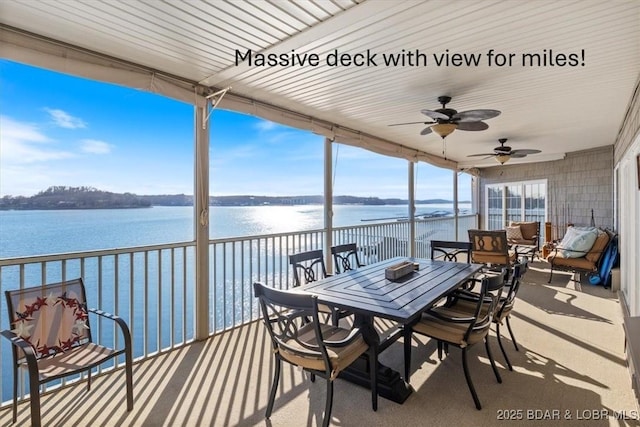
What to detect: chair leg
<box><xmin>28</xmin><ymin>370</ymin><xmax>41</xmax><ymax>427</ymax></box>
<box><xmin>462</xmin><ymin>347</ymin><xmax>482</xmax><ymax>410</ymax></box>
<box><xmin>403</xmin><ymin>326</ymin><xmax>412</xmax><ymax>382</ymax></box>
<box><xmin>548</xmin><ymin>265</ymin><xmax>554</xmax><ymax>283</ymax></box>
<box><xmin>310</xmin><ymin>373</ymin><xmax>316</xmax><ymax>382</ymax></box>
<box><xmin>12</xmin><ymin>364</ymin><xmax>18</xmax><ymax>423</ymax></box>
<box><xmin>437</xmin><ymin>341</ymin><xmax>443</xmax><ymax>360</ymax></box>
<box><xmin>496</xmin><ymin>322</ymin><xmax>513</xmax><ymax>371</ymax></box>
<box><xmin>369</xmin><ymin>347</ymin><xmax>378</xmax><ymax>411</ymax></box>
<box><xmin>266</xmin><ymin>357</ymin><xmax>281</xmax><ymax>419</ymax></box>
<box><xmin>125</xmin><ymin>347</ymin><xmax>134</xmax><ymax>411</ymax></box>
<box><xmin>87</xmin><ymin>368</ymin><xmax>92</xmax><ymax>391</ymax></box>
<box><xmin>506</xmin><ymin>316</ymin><xmax>519</xmax><ymax>351</ymax></box>
<box><xmin>322</xmin><ymin>379</ymin><xmax>334</xmax><ymax>427</ymax></box>
<box><xmin>485</xmin><ymin>336</ymin><xmax>502</xmax><ymax>384</ymax></box>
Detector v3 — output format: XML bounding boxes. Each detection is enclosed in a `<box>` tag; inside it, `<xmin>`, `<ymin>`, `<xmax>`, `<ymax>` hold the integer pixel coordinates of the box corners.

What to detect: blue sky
<box><xmin>1</xmin><ymin>59</ymin><xmax>470</xmax><ymax>200</ymax></box>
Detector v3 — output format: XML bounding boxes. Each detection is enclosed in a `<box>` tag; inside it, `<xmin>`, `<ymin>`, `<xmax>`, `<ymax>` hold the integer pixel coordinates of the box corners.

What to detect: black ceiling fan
<box><xmin>467</xmin><ymin>138</ymin><xmax>541</xmax><ymax>164</ymax></box>
<box><xmin>388</xmin><ymin>96</ymin><xmax>501</xmax><ymax>138</ymax></box>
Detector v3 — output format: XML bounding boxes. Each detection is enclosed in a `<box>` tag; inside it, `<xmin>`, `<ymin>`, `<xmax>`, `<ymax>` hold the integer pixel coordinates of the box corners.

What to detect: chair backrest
<box><xmin>289</xmin><ymin>249</ymin><xmax>328</xmax><ymax>286</ymax></box>
<box><xmin>430</xmin><ymin>240</ymin><xmax>472</xmax><ymax>263</ymax></box>
<box><xmin>331</xmin><ymin>243</ymin><xmax>363</xmax><ymax>273</ymax></box>
<box><xmin>468</xmin><ymin>229</ymin><xmax>511</xmax><ymax>266</ymax></box>
<box><xmin>253</xmin><ymin>282</ymin><xmax>330</xmax><ymax>369</ymax></box>
<box><xmin>497</xmin><ymin>258</ymin><xmax>528</xmax><ymax>318</ymax></box>
<box><xmin>5</xmin><ymin>278</ymin><xmax>92</xmax><ymax>362</ymax></box>
<box><xmin>509</xmin><ymin>221</ymin><xmax>540</xmax><ymax>246</ymax></box>
<box><xmin>466</xmin><ymin>270</ymin><xmax>507</xmax><ymax>341</ymax></box>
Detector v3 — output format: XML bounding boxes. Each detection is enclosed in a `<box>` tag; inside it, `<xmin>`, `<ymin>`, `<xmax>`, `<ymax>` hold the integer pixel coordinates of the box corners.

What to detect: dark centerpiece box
<box><xmin>385</xmin><ymin>261</ymin><xmax>416</xmax><ymax>281</ymax></box>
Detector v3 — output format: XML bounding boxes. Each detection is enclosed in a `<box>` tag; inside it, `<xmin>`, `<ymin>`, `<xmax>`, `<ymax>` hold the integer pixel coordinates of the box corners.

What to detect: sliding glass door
<box><xmin>485</xmin><ymin>180</ymin><xmax>547</xmax><ymax>240</ymax></box>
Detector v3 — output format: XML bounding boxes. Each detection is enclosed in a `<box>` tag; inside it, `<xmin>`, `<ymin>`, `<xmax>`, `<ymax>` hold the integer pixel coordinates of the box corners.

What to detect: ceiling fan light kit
<box><xmin>389</xmin><ymin>95</ymin><xmax>501</xmax><ymax>140</ymax></box>
<box><xmin>468</xmin><ymin>138</ymin><xmax>542</xmax><ymax>165</ymax></box>
<box><xmin>495</xmin><ymin>153</ymin><xmax>511</xmax><ymax>164</ymax></box>
<box><xmin>432</xmin><ymin>123</ymin><xmax>457</xmax><ymax>138</ymax></box>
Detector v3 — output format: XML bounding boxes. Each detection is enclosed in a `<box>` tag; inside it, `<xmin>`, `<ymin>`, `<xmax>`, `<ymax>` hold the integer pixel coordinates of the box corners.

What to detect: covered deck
<box><xmin>1</xmin><ymin>1</ymin><xmax>640</xmax><ymax>426</ymax></box>
<box><xmin>0</xmin><ymin>262</ymin><xmax>634</xmax><ymax>426</ymax></box>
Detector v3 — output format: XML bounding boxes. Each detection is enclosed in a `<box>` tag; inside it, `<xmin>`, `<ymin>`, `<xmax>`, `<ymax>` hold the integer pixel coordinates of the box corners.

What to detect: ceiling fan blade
<box><xmin>388</xmin><ymin>120</ymin><xmax>435</xmax><ymax>126</ymax></box>
<box><xmin>420</xmin><ymin>126</ymin><xmax>433</xmax><ymax>135</ymax></box>
<box><xmin>467</xmin><ymin>153</ymin><xmax>495</xmax><ymax>157</ymax></box>
<box><xmin>457</xmin><ymin>121</ymin><xmax>489</xmax><ymax>131</ymax></box>
<box><xmin>511</xmin><ymin>149</ymin><xmax>541</xmax><ymax>155</ymax></box>
<box><xmin>453</xmin><ymin>109</ymin><xmax>501</xmax><ymax>122</ymax></box>
<box><xmin>510</xmin><ymin>153</ymin><xmax>528</xmax><ymax>158</ymax></box>
<box><xmin>420</xmin><ymin>109</ymin><xmax>449</xmax><ymax>120</ymax></box>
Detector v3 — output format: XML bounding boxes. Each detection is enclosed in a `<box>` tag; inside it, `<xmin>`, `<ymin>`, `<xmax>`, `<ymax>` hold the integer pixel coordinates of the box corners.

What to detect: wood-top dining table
<box><xmin>299</xmin><ymin>256</ymin><xmax>483</xmax><ymax>403</ymax></box>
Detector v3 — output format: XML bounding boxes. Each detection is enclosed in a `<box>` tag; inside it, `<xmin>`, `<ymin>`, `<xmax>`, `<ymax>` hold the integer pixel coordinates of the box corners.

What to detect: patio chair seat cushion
<box><xmin>280</xmin><ymin>323</ymin><xmax>368</xmax><ymax>373</ymax></box>
<box><xmin>32</xmin><ymin>342</ymin><xmax>116</xmax><ymax>381</ymax></box>
<box><xmin>545</xmin><ymin>252</ymin><xmax>598</xmax><ymax>270</ymax></box>
<box><xmin>413</xmin><ymin>309</ymin><xmax>486</xmax><ymax>346</ymax></box>
<box><xmin>472</xmin><ymin>250</ymin><xmax>517</xmax><ymax>266</ymax></box>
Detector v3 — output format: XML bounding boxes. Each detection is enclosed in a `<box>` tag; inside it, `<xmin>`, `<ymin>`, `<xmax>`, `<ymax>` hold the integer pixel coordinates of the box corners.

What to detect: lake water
<box><xmin>0</xmin><ymin>204</ymin><xmax>470</xmax><ymax>258</ymax></box>
<box><xmin>0</xmin><ymin>203</ymin><xmax>470</xmax><ymax>401</ymax></box>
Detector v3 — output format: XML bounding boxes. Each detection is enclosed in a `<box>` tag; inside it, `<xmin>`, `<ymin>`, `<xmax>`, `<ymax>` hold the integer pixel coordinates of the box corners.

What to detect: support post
<box><xmin>454</xmin><ymin>170</ymin><xmax>459</xmax><ymax>240</ymax></box>
<box><xmin>194</xmin><ymin>105</ymin><xmax>210</xmax><ymax>340</ymax></box>
<box><xmin>324</xmin><ymin>138</ymin><xmax>334</xmax><ymax>273</ymax></box>
<box><xmin>408</xmin><ymin>161</ymin><xmax>416</xmax><ymax>257</ymax></box>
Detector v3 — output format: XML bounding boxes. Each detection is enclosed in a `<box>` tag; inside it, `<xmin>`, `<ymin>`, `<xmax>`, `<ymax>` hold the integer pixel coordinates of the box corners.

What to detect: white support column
<box><xmin>194</xmin><ymin>105</ymin><xmax>210</xmax><ymax>341</ymax></box>
<box><xmin>324</xmin><ymin>138</ymin><xmax>334</xmax><ymax>273</ymax></box>
<box><xmin>408</xmin><ymin>161</ymin><xmax>416</xmax><ymax>257</ymax></box>
<box><xmin>471</xmin><ymin>175</ymin><xmax>480</xmax><ymax>228</ymax></box>
<box><xmin>453</xmin><ymin>170</ymin><xmax>459</xmax><ymax>240</ymax></box>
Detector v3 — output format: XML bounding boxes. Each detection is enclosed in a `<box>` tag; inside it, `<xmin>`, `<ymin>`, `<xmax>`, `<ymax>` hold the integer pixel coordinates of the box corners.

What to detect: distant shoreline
<box><xmin>0</xmin><ymin>186</ymin><xmax>469</xmax><ymax>210</ymax></box>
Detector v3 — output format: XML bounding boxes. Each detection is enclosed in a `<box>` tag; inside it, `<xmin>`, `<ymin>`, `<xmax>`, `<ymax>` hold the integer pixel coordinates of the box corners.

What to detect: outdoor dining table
<box><xmin>299</xmin><ymin>256</ymin><xmax>483</xmax><ymax>403</ymax></box>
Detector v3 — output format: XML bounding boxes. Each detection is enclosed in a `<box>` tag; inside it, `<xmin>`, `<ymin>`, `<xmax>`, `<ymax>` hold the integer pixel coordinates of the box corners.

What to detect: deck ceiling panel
<box><xmin>0</xmin><ymin>0</ymin><xmax>638</xmax><ymax>168</ymax></box>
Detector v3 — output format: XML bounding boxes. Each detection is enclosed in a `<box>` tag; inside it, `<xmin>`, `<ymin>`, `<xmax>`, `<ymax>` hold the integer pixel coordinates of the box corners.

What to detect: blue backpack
<box><xmin>588</xmin><ymin>233</ymin><xmax>618</xmax><ymax>287</ymax></box>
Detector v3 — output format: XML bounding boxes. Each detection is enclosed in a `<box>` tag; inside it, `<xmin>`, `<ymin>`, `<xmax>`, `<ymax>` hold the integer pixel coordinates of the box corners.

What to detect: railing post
<box><xmin>195</xmin><ymin>105</ymin><xmax>210</xmax><ymax>340</ymax></box>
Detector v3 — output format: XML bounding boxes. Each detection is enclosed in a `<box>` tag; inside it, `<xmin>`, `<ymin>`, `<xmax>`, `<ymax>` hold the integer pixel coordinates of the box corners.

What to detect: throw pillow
<box><xmin>558</xmin><ymin>226</ymin><xmax>599</xmax><ymax>258</ymax></box>
<box><xmin>505</xmin><ymin>225</ymin><xmax>523</xmax><ymax>241</ymax></box>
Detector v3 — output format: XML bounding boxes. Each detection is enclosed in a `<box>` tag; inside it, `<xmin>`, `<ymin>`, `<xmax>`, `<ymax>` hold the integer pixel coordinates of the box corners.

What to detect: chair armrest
<box><xmin>448</xmin><ymin>289</ymin><xmax>492</xmax><ymax>304</ymax></box>
<box><xmin>425</xmin><ymin>309</ymin><xmax>475</xmax><ymax>324</ymax></box>
<box><xmin>88</xmin><ymin>308</ymin><xmax>132</xmax><ymax>349</ymax></box>
<box><xmin>1</xmin><ymin>329</ymin><xmax>38</xmax><ymax>355</ymax></box>
<box><xmin>323</xmin><ymin>327</ymin><xmax>363</xmax><ymax>347</ymax></box>
<box><xmin>1</xmin><ymin>329</ymin><xmax>40</xmax><ymax>372</ymax></box>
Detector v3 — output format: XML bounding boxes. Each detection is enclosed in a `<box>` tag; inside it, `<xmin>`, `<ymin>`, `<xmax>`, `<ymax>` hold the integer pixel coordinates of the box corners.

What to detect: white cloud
<box><xmin>254</xmin><ymin>120</ymin><xmax>278</xmax><ymax>132</ymax></box>
<box><xmin>80</xmin><ymin>139</ymin><xmax>113</xmax><ymax>154</ymax></box>
<box><xmin>44</xmin><ymin>108</ymin><xmax>87</xmax><ymax>129</ymax></box>
<box><xmin>0</xmin><ymin>116</ymin><xmax>75</xmax><ymax>164</ymax></box>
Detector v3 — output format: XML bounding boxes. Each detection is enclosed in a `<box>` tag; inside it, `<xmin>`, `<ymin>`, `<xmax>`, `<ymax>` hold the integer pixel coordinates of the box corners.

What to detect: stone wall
<box><xmin>478</xmin><ymin>145</ymin><xmax>614</xmax><ymax>230</ymax></box>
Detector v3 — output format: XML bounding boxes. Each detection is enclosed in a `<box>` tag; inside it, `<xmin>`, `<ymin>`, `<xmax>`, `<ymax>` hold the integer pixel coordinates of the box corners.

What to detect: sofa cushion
<box><xmin>558</xmin><ymin>226</ymin><xmax>599</xmax><ymax>258</ymax></box>
<box><xmin>585</xmin><ymin>230</ymin><xmax>610</xmax><ymax>263</ymax></box>
<box><xmin>505</xmin><ymin>225</ymin><xmax>523</xmax><ymax>241</ymax></box>
<box><xmin>546</xmin><ymin>252</ymin><xmax>598</xmax><ymax>271</ymax></box>
<box><xmin>510</xmin><ymin>221</ymin><xmax>538</xmax><ymax>240</ymax></box>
